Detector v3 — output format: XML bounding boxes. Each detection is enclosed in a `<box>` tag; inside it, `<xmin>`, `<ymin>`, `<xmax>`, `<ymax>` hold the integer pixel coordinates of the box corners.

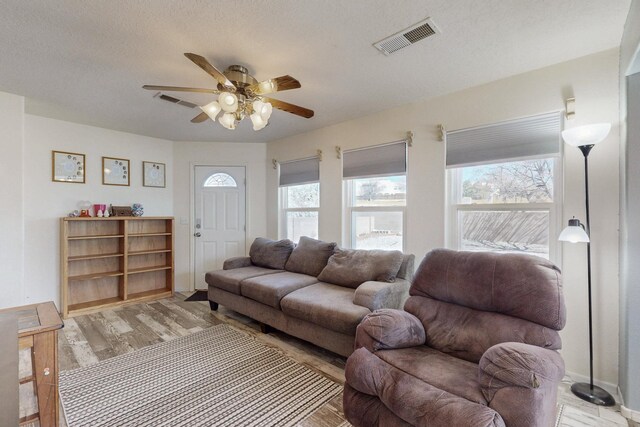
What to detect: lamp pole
<box><xmin>570</xmin><ymin>144</ymin><xmax>615</xmax><ymax>406</ymax></box>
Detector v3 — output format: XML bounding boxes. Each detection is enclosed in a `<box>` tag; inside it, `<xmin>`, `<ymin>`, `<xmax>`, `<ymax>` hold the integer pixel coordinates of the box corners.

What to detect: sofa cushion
<box><xmin>281</xmin><ymin>282</ymin><xmax>371</xmax><ymax>335</ymax></box>
<box><xmin>240</xmin><ymin>271</ymin><xmax>319</xmax><ymax>309</ymax></box>
<box><xmin>345</xmin><ymin>347</ymin><xmax>504</xmax><ymax>427</ymax></box>
<box><xmin>249</xmin><ymin>237</ymin><xmax>295</xmax><ymax>270</ymax></box>
<box><xmin>284</xmin><ymin>236</ymin><xmax>337</xmax><ymax>277</ymax></box>
<box><xmin>411</xmin><ymin>249</ymin><xmax>565</xmax><ymax>330</ymax></box>
<box><xmin>317</xmin><ymin>249</ymin><xmax>404</xmax><ymax>289</ymax></box>
<box><xmin>205</xmin><ymin>266</ymin><xmax>282</xmax><ymax>295</ymax></box>
<box><xmin>376</xmin><ymin>346</ymin><xmax>487</xmax><ymax>405</ymax></box>
<box><xmin>405</xmin><ymin>295</ymin><xmax>562</xmax><ymax>363</ymax></box>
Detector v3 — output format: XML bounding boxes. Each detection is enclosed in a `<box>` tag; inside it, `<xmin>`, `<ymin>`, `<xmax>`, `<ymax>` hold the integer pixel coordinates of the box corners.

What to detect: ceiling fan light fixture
<box><xmin>259</xmin><ymin>81</ymin><xmax>275</xmax><ymax>93</ymax></box>
<box><xmin>250</xmin><ymin>112</ymin><xmax>268</xmax><ymax>131</ymax></box>
<box><xmin>253</xmin><ymin>100</ymin><xmax>273</xmax><ymax>122</ymax></box>
<box><xmin>145</xmin><ymin>53</ymin><xmax>314</xmax><ymax>131</ymax></box>
<box><xmin>219</xmin><ymin>112</ymin><xmax>236</xmax><ymax>130</ymax></box>
<box><xmin>200</xmin><ymin>100</ymin><xmax>221</xmax><ymax>120</ymax></box>
<box><xmin>219</xmin><ymin>92</ymin><xmax>238</xmax><ymax>113</ymax></box>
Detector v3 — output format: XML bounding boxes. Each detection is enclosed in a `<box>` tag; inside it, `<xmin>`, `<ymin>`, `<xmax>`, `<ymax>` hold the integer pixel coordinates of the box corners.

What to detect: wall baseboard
<box><xmin>621</xmin><ymin>405</ymin><xmax>640</xmax><ymax>421</ymax></box>
<box><xmin>564</xmin><ymin>371</ymin><xmax>619</xmax><ymax>400</ymax></box>
<box><xmin>618</xmin><ymin>386</ymin><xmax>640</xmax><ymax>422</ymax></box>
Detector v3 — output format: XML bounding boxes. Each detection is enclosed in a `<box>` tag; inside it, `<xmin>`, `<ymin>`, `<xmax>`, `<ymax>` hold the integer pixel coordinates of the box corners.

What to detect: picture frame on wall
<box><xmin>52</xmin><ymin>150</ymin><xmax>85</xmax><ymax>183</ymax></box>
<box><xmin>143</xmin><ymin>161</ymin><xmax>166</xmax><ymax>188</ymax></box>
<box><xmin>102</xmin><ymin>156</ymin><xmax>130</xmax><ymax>186</ymax></box>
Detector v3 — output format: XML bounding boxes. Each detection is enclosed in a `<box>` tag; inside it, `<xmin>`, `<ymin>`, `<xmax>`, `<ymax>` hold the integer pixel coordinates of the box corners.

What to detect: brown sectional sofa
<box><xmin>206</xmin><ymin>236</ymin><xmax>415</xmax><ymax>357</ymax></box>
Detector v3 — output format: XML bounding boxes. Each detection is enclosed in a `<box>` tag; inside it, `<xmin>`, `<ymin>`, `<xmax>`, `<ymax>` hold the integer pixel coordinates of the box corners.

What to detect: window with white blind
<box><xmin>343</xmin><ymin>142</ymin><xmax>407</xmax><ymax>251</ymax></box>
<box><xmin>446</xmin><ymin>112</ymin><xmax>563</xmax><ymax>261</ymax></box>
<box><xmin>279</xmin><ymin>157</ymin><xmax>320</xmax><ymax>243</ymax></box>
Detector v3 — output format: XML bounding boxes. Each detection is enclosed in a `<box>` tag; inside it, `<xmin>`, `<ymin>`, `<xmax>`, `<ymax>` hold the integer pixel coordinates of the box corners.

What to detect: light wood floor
<box><xmin>20</xmin><ymin>292</ymin><xmax>349</xmax><ymax>427</ymax></box>
<box><xmin>18</xmin><ymin>292</ymin><xmax>638</xmax><ymax>427</ymax></box>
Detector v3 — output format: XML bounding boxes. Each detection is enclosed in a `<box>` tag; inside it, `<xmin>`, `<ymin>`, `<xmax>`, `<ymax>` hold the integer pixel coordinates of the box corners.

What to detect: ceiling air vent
<box><xmin>154</xmin><ymin>92</ymin><xmax>198</xmax><ymax>109</ymax></box>
<box><xmin>374</xmin><ymin>18</ymin><xmax>440</xmax><ymax>55</ymax></box>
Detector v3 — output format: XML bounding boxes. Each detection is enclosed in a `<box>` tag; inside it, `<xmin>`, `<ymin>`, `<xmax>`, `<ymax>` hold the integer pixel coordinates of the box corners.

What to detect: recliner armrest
<box><xmin>355</xmin><ymin>309</ymin><xmax>426</xmax><ymax>352</ymax></box>
<box><xmin>479</xmin><ymin>342</ymin><xmax>565</xmax><ymax>400</ymax></box>
<box><xmin>223</xmin><ymin>256</ymin><xmax>252</xmax><ymax>270</ymax></box>
<box><xmin>353</xmin><ymin>279</ymin><xmax>410</xmax><ymax>311</ymax></box>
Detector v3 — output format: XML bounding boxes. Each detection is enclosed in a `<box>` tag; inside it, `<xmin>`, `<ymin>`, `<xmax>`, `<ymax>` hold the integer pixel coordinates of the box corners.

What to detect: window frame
<box><xmin>203</xmin><ymin>172</ymin><xmax>238</xmax><ymax>188</ymax></box>
<box><xmin>446</xmin><ymin>155</ymin><xmax>563</xmax><ymax>263</ymax></box>
<box><xmin>279</xmin><ymin>182</ymin><xmax>320</xmax><ymax>243</ymax></box>
<box><xmin>343</xmin><ymin>175</ymin><xmax>407</xmax><ymax>252</ymax></box>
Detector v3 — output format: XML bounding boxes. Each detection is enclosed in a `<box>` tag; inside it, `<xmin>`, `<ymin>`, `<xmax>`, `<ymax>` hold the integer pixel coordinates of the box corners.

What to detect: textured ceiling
<box><xmin>0</xmin><ymin>0</ymin><xmax>631</xmax><ymax>142</ymax></box>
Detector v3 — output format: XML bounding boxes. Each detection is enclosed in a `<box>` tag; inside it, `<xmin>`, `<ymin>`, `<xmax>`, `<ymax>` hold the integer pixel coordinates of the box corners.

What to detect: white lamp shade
<box><xmin>219</xmin><ymin>92</ymin><xmax>238</xmax><ymax>113</ymax></box>
<box><xmin>250</xmin><ymin>112</ymin><xmax>267</xmax><ymax>131</ymax></box>
<box><xmin>561</xmin><ymin>123</ymin><xmax>611</xmax><ymax>147</ymax></box>
<box><xmin>253</xmin><ymin>100</ymin><xmax>273</xmax><ymax>121</ymax></box>
<box><xmin>558</xmin><ymin>223</ymin><xmax>590</xmax><ymax>243</ymax></box>
<box><xmin>218</xmin><ymin>112</ymin><xmax>236</xmax><ymax>130</ymax></box>
<box><xmin>200</xmin><ymin>101</ymin><xmax>221</xmax><ymax>120</ymax></box>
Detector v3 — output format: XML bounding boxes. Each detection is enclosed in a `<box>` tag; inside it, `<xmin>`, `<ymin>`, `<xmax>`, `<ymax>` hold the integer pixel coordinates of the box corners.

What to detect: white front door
<box><xmin>194</xmin><ymin>166</ymin><xmax>246</xmax><ymax>290</ymax></box>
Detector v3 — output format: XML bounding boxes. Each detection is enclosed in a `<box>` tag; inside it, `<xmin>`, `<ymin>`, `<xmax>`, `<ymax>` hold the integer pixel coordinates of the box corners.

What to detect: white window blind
<box><xmin>446</xmin><ymin>111</ymin><xmax>563</xmax><ymax>168</ymax></box>
<box><xmin>279</xmin><ymin>157</ymin><xmax>320</xmax><ymax>187</ymax></box>
<box><xmin>343</xmin><ymin>141</ymin><xmax>407</xmax><ymax>179</ymax></box>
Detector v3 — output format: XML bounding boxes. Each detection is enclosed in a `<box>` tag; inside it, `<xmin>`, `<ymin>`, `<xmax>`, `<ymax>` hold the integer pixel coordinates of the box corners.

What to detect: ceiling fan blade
<box><xmin>263</xmin><ymin>97</ymin><xmax>314</xmax><ymax>118</ymax></box>
<box><xmin>184</xmin><ymin>53</ymin><xmax>236</xmax><ymax>90</ymax></box>
<box><xmin>191</xmin><ymin>111</ymin><xmax>210</xmax><ymax>123</ymax></box>
<box><xmin>143</xmin><ymin>85</ymin><xmax>219</xmax><ymax>94</ymax></box>
<box><xmin>156</xmin><ymin>93</ymin><xmax>199</xmax><ymax>109</ymax></box>
<box><xmin>246</xmin><ymin>75</ymin><xmax>301</xmax><ymax>96</ymax></box>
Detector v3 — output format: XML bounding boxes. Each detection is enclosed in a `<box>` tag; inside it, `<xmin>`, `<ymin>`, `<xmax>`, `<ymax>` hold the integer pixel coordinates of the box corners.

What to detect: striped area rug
<box><xmin>59</xmin><ymin>324</ymin><xmax>343</xmax><ymax>426</ymax></box>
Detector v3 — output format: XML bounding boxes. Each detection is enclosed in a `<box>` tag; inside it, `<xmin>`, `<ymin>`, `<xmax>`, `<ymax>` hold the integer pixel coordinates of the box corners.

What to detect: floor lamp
<box><xmin>558</xmin><ymin>123</ymin><xmax>615</xmax><ymax>406</ymax></box>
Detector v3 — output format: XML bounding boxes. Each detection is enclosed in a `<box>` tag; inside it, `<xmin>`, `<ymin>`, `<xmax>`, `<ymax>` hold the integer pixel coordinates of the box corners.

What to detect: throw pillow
<box><xmin>285</xmin><ymin>236</ymin><xmax>337</xmax><ymax>277</ymax></box>
<box><xmin>317</xmin><ymin>249</ymin><xmax>404</xmax><ymax>288</ymax></box>
<box><xmin>249</xmin><ymin>237</ymin><xmax>295</xmax><ymax>270</ymax></box>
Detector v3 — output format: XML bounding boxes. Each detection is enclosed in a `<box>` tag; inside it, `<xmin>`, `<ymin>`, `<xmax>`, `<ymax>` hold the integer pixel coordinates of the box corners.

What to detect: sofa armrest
<box><xmin>353</xmin><ymin>279</ymin><xmax>410</xmax><ymax>311</ymax></box>
<box><xmin>223</xmin><ymin>256</ymin><xmax>252</xmax><ymax>270</ymax></box>
<box><xmin>355</xmin><ymin>309</ymin><xmax>426</xmax><ymax>352</ymax></box>
<box><xmin>479</xmin><ymin>342</ymin><xmax>565</xmax><ymax>400</ymax></box>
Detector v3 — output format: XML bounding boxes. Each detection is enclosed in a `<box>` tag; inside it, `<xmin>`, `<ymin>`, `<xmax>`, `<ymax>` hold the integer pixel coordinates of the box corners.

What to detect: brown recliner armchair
<box><xmin>343</xmin><ymin>249</ymin><xmax>566</xmax><ymax>427</ymax></box>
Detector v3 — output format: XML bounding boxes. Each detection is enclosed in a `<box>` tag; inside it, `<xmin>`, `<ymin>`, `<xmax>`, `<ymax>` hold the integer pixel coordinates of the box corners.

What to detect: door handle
<box><xmin>194</xmin><ymin>232</ymin><xmax>202</xmax><ymax>237</ymax></box>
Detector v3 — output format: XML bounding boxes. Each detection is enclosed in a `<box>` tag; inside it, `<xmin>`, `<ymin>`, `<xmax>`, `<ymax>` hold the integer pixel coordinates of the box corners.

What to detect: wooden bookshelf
<box><xmin>60</xmin><ymin>217</ymin><xmax>174</xmax><ymax>318</ymax></box>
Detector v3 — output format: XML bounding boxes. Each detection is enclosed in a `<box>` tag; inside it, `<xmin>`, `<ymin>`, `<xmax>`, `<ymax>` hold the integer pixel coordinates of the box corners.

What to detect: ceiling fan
<box><xmin>143</xmin><ymin>53</ymin><xmax>314</xmax><ymax>131</ymax></box>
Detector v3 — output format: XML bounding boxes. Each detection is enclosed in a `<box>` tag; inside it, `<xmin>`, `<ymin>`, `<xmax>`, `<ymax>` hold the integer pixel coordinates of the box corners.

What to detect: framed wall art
<box><xmin>52</xmin><ymin>150</ymin><xmax>85</xmax><ymax>183</ymax></box>
<box><xmin>102</xmin><ymin>156</ymin><xmax>130</xmax><ymax>186</ymax></box>
<box><xmin>143</xmin><ymin>161</ymin><xmax>166</xmax><ymax>188</ymax></box>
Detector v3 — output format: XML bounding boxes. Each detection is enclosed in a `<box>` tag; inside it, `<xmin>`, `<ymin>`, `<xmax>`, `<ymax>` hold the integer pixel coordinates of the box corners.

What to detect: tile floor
<box><xmin>556</xmin><ymin>379</ymin><xmax>632</xmax><ymax>427</ymax></box>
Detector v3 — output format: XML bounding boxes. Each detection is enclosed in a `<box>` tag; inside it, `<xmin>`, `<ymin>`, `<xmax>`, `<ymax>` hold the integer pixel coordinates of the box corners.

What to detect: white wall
<box><xmin>0</xmin><ymin>91</ymin><xmax>25</xmax><ymax>309</ymax></box>
<box><xmin>1</xmin><ymin>105</ymin><xmax>268</xmax><ymax>307</ymax></box>
<box><xmin>23</xmin><ymin>115</ymin><xmax>174</xmax><ymax>306</ymax></box>
<box><xmin>267</xmin><ymin>49</ymin><xmax>621</xmax><ymax>388</ymax></box>
<box><xmin>619</xmin><ymin>0</ymin><xmax>640</xmax><ymax>412</ymax></box>
<box><xmin>173</xmin><ymin>142</ymin><xmax>267</xmax><ymax>291</ymax></box>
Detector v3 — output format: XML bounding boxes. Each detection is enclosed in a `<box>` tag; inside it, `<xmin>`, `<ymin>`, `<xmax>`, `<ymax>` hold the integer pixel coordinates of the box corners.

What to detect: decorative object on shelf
<box><xmin>93</xmin><ymin>204</ymin><xmax>106</xmax><ymax>218</ymax></box>
<box><xmin>67</xmin><ymin>210</ymin><xmax>80</xmax><ymax>218</ymax></box>
<box><xmin>143</xmin><ymin>161</ymin><xmax>166</xmax><ymax>188</ymax></box>
<box><xmin>131</xmin><ymin>203</ymin><xmax>144</xmax><ymax>217</ymax></box>
<box><xmin>111</xmin><ymin>206</ymin><xmax>133</xmax><ymax>217</ymax></box>
<box><xmin>52</xmin><ymin>150</ymin><xmax>85</xmax><ymax>183</ymax></box>
<box><xmin>103</xmin><ymin>208</ymin><xmax>110</xmax><ymax>218</ymax></box>
<box><xmin>102</xmin><ymin>157</ymin><xmax>130</xmax><ymax>186</ymax></box>
<box><xmin>559</xmin><ymin>122</ymin><xmax>615</xmax><ymax>407</ymax></box>
<box><xmin>78</xmin><ymin>200</ymin><xmax>92</xmax><ymax>217</ymax></box>
<box><xmin>142</xmin><ymin>53</ymin><xmax>313</xmax><ymax>132</ymax></box>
